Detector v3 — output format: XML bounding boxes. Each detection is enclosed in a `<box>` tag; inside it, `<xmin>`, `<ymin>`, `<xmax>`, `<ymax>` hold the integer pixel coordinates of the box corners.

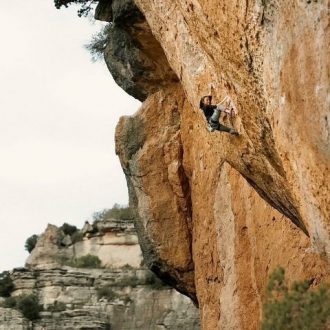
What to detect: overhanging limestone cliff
<box><xmin>95</xmin><ymin>0</ymin><xmax>329</xmax><ymax>328</ymax></box>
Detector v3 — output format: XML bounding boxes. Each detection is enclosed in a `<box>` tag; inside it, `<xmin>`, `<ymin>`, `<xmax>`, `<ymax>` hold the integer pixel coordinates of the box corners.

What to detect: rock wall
<box><xmin>95</xmin><ymin>0</ymin><xmax>329</xmax><ymax>329</ymax></box>
<box><xmin>0</xmin><ymin>308</ymin><xmax>30</xmax><ymax>330</ymax></box>
<box><xmin>1</xmin><ymin>219</ymin><xmax>200</xmax><ymax>330</ymax></box>
<box><xmin>26</xmin><ymin>219</ymin><xmax>143</xmax><ymax>269</ymax></box>
<box><xmin>1</xmin><ymin>267</ymin><xmax>199</xmax><ymax>330</ymax></box>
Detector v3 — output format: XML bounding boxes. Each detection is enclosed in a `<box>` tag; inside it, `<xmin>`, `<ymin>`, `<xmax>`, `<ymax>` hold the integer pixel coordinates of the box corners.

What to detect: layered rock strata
<box><xmin>95</xmin><ymin>0</ymin><xmax>330</xmax><ymax>328</ymax></box>
<box><xmin>1</xmin><ymin>267</ymin><xmax>199</xmax><ymax>330</ymax></box>
<box><xmin>0</xmin><ymin>220</ymin><xmax>200</xmax><ymax>330</ymax></box>
<box><xmin>26</xmin><ymin>219</ymin><xmax>143</xmax><ymax>269</ymax></box>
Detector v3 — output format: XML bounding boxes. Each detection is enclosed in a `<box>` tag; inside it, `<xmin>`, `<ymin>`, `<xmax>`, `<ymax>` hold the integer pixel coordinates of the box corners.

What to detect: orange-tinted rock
<box><xmin>133</xmin><ymin>0</ymin><xmax>329</xmax><ymax>250</ymax></box>
<box><xmin>116</xmin><ymin>85</ymin><xmax>196</xmax><ymax>302</ymax></box>
<box><xmin>105</xmin><ymin>0</ymin><xmax>330</xmax><ymax>328</ymax></box>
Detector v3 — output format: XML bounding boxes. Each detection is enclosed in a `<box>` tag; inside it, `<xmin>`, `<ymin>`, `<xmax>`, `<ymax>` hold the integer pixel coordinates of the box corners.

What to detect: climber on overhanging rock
<box><xmin>199</xmin><ymin>92</ymin><xmax>239</xmax><ymax>135</ymax></box>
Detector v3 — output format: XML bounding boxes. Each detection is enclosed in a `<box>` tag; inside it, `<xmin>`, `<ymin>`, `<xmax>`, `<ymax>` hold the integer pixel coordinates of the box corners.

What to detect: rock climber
<box><xmin>199</xmin><ymin>94</ymin><xmax>239</xmax><ymax>135</ymax></box>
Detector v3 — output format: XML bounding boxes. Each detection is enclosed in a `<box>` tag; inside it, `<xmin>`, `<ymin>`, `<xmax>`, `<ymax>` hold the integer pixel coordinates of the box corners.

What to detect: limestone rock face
<box><xmin>130</xmin><ymin>0</ymin><xmax>329</xmax><ymax>251</ymax></box>
<box><xmin>2</xmin><ymin>219</ymin><xmax>200</xmax><ymax>329</ymax></box>
<box><xmin>0</xmin><ymin>307</ymin><xmax>30</xmax><ymax>330</ymax></box>
<box><xmin>26</xmin><ymin>219</ymin><xmax>143</xmax><ymax>270</ymax></box>
<box><xmin>100</xmin><ymin>0</ymin><xmax>178</xmax><ymax>101</ymax></box>
<box><xmin>25</xmin><ymin>224</ymin><xmax>71</xmax><ymax>270</ymax></box>
<box><xmin>74</xmin><ymin>219</ymin><xmax>143</xmax><ymax>268</ymax></box>
<box><xmin>116</xmin><ymin>85</ymin><xmax>196</xmax><ymax>302</ymax></box>
<box><xmin>103</xmin><ymin>0</ymin><xmax>330</xmax><ymax>329</ymax></box>
<box><xmin>8</xmin><ymin>267</ymin><xmax>199</xmax><ymax>330</ymax></box>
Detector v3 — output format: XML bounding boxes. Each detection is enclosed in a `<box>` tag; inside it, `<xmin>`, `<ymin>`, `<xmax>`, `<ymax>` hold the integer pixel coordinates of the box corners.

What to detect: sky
<box><xmin>0</xmin><ymin>0</ymin><xmax>141</xmax><ymax>271</ymax></box>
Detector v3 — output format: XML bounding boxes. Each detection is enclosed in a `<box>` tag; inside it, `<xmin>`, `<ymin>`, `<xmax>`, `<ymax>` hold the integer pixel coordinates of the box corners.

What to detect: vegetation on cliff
<box><xmin>0</xmin><ymin>271</ymin><xmax>14</xmax><ymax>297</ymax></box>
<box><xmin>2</xmin><ymin>294</ymin><xmax>42</xmax><ymax>321</ymax></box>
<box><xmin>60</xmin><ymin>222</ymin><xmax>84</xmax><ymax>244</ymax></box>
<box><xmin>262</xmin><ymin>267</ymin><xmax>330</xmax><ymax>330</ymax></box>
<box><xmin>24</xmin><ymin>234</ymin><xmax>39</xmax><ymax>253</ymax></box>
<box><xmin>93</xmin><ymin>204</ymin><xmax>134</xmax><ymax>222</ymax></box>
<box><xmin>60</xmin><ymin>254</ymin><xmax>102</xmax><ymax>268</ymax></box>
<box><xmin>54</xmin><ymin>0</ymin><xmax>97</xmax><ymax>17</ymax></box>
<box><xmin>84</xmin><ymin>24</ymin><xmax>111</xmax><ymax>62</ymax></box>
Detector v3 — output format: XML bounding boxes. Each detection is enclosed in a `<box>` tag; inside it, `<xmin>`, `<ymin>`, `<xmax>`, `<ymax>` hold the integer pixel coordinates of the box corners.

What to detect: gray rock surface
<box><xmin>101</xmin><ymin>0</ymin><xmax>178</xmax><ymax>101</ymax></box>
<box><xmin>0</xmin><ymin>307</ymin><xmax>30</xmax><ymax>330</ymax></box>
<box><xmin>1</xmin><ymin>218</ymin><xmax>200</xmax><ymax>329</ymax></box>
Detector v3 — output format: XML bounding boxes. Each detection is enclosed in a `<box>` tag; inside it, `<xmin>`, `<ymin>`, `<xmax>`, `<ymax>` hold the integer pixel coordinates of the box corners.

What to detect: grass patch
<box><xmin>116</xmin><ymin>275</ymin><xmax>140</xmax><ymax>288</ymax></box>
<box><xmin>61</xmin><ymin>254</ymin><xmax>102</xmax><ymax>268</ymax></box>
<box><xmin>93</xmin><ymin>204</ymin><xmax>134</xmax><ymax>222</ymax></box>
<box><xmin>47</xmin><ymin>301</ymin><xmax>66</xmax><ymax>312</ymax></box>
<box><xmin>97</xmin><ymin>286</ymin><xmax>119</xmax><ymax>301</ymax></box>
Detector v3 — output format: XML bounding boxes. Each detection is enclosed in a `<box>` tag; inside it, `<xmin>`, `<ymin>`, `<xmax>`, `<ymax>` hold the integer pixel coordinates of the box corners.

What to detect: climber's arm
<box><xmin>208</xmin><ymin>83</ymin><xmax>215</xmax><ymax>96</ymax></box>
<box><xmin>216</xmin><ymin>104</ymin><xmax>236</xmax><ymax>117</ymax></box>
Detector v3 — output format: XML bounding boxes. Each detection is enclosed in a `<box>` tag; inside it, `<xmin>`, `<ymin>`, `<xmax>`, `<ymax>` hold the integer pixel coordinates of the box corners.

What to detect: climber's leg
<box><xmin>207</xmin><ymin>109</ymin><xmax>220</xmax><ymax>131</ymax></box>
<box><xmin>211</xmin><ymin>109</ymin><xmax>221</xmax><ymax>122</ymax></box>
<box><xmin>208</xmin><ymin>107</ymin><xmax>239</xmax><ymax>135</ymax></box>
<box><xmin>207</xmin><ymin>120</ymin><xmax>219</xmax><ymax>132</ymax></box>
<box><xmin>218</xmin><ymin>123</ymin><xmax>231</xmax><ymax>133</ymax></box>
<box><xmin>218</xmin><ymin>123</ymin><xmax>240</xmax><ymax>136</ymax></box>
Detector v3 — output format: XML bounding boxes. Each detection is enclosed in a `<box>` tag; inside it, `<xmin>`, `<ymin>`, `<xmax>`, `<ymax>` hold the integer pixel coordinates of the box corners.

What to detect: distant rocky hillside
<box><xmin>0</xmin><ymin>217</ymin><xmax>200</xmax><ymax>330</ymax></box>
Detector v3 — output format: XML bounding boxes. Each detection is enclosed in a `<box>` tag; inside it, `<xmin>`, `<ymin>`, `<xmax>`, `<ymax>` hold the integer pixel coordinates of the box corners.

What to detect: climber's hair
<box><xmin>199</xmin><ymin>95</ymin><xmax>212</xmax><ymax>109</ymax></box>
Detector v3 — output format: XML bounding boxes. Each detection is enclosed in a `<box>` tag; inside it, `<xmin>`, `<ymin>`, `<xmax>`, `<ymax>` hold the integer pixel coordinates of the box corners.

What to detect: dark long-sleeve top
<box><xmin>201</xmin><ymin>105</ymin><xmax>217</xmax><ymax>121</ymax></box>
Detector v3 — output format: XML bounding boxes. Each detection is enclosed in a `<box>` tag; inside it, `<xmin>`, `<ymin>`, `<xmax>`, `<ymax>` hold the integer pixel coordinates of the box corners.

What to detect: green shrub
<box><xmin>17</xmin><ymin>294</ymin><xmax>42</xmax><ymax>321</ymax></box>
<box><xmin>104</xmin><ymin>323</ymin><xmax>112</xmax><ymax>330</ymax></box>
<box><xmin>60</xmin><ymin>223</ymin><xmax>78</xmax><ymax>236</ymax></box>
<box><xmin>54</xmin><ymin>0</ymin><xmax>97</xmax><ymax>17</ymax></box>
<box><xmin>63</xmin><ymin>254</ymin><xmax>102</xmax><ymax>268</ymax></box>
<box><xmin>71</xmin><ymin>230</ymin><xmax>83</xmax><ymax>244</ymax></box>
<box><xmin>93</xmin><ymin>204</ymin><xmax>134</xmax><ymax>222</ymax></box>
<box><xmin>0</xmin><ymin>271</ymin><xmax>14</xmax><ymax>297</ymax></box>
<box><xmin>1</xmin><ymin>294</ymin><xmax>42</xmax><ymax>320</ymax></box>
<box><xmin>3</xmin><ymin>296</ymin><xmax>17</xmax><ymax>308</ymax></box>
<box><xmin>84</xmin><ymin>24</ymin><xmax>112</xmax><ymax>62</ymax></box>
<box><xmin>145</xmin><ymin>273</ymin><xmax>167</xmax><ymax>290</ymax></box>
<box><xmin>262</xmin><ymin>267</ymin><xmax>330</xmax><ymax>330</ymax></box>
<box><xmin>116</xmin><ymin>275</ymin><xmax>140</xmax><ymax>288</ymax></box>
<box><xmin>74</xmin><ymin>254</ymin><xmax>102</xmax><ymax>268</ymax></box>
<box><xmin>47</xmin><ymin>301</ymin><xmax>66</xmax><ymax>312</ymax></box>
<box><xmin>122</xmin><ymin>264</ymin><xmax>134</xmax><ymax>271</ymax></box>
<box><xmin>97</xmin><ymin>286</ymin><xmax>118</xmax><ymax>301</ymax></box>
<box><xmin>25</xmin><ymin>234</ymin><xmax>39</xmax><ymax>253</ymax></box>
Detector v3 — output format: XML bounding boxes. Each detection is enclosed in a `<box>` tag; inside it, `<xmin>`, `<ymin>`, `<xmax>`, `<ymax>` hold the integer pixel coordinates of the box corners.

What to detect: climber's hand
<box><xmin>208</xmin><ymin>83</ymin><xmax>215</xmax><ymax>90</ymax></box>
<box><xmin>229</xmin><ymin>108</ymin><xmax>237</xmax><ymax>117</ymax></box>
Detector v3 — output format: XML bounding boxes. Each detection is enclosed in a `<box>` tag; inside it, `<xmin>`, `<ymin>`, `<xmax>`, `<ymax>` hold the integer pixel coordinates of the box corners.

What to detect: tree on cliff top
<box><xmin>54</xmin><ymin>0</ymin><xmax>98</xmax><ymax>17</ymax></box>
<box><xmin>84</xmin><ymin>24</ymin><xmax>112</xmax><ymax>62</ymax></box>
<box><xmin>25</xmin><ymin>234</ymin><xmax>39</xmax><ymax>253</ymax></box>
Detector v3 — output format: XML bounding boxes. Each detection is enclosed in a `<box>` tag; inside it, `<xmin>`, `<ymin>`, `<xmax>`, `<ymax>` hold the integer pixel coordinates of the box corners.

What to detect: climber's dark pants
<box><xmin>208</xmin><ymin>109</ymin><xmax>232</xmax><ymax>133</ymax></box>
<box><xmin>216</xmin><ymin>123</ymin><xmax>232</xmax><ymax>132</ymax></box>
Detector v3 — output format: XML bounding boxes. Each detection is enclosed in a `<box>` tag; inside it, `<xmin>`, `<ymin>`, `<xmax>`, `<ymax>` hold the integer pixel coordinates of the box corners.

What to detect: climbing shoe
<box><xmin>207</xmin><ymin>124</ymin><xmax>215</xmax><ymax>132</ymax></box>
<box><xmin>230</xmin><ymin>128</ymin><xmax>239</xmax><ymax>136</ymax></box>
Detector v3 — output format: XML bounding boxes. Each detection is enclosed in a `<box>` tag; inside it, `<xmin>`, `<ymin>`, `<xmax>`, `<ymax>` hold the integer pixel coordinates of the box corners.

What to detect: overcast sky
<box><xmin>0</xmin><ymin>1</ymin><xmax>141</xmax><ymax>271</ymax></box>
